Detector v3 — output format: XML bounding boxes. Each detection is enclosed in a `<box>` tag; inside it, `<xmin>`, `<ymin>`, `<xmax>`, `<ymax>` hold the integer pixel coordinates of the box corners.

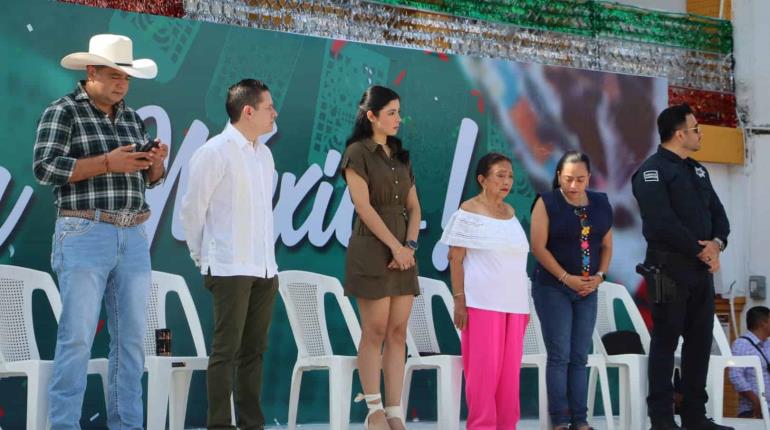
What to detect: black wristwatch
<box><xmin>406</xmin><ymin>240</ymin><xmax>419</xmax><ymax>251</ymax></box>
<box><xmin>597</xmin><ymin>271</ymin><xmax>606</xmax><ymax>281</ymax></box>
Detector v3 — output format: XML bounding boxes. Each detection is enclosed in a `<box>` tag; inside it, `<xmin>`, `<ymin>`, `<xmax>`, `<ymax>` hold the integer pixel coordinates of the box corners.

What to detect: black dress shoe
<box><xmin>683</xmin><ymin>418</ymin><xmax>735</xmax><ymax>430</ymax></box>
<box><xmin>649</xmin><ymin>418</ymin><xmax>682</xmax><ymax>430</ymax></box>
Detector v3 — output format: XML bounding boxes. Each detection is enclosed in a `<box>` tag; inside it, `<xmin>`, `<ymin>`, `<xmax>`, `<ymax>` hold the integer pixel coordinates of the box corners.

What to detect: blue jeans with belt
<box><xmin>533</xmin><ymin>281</ymin><xmax>598</xmax><ymax>426</ymax></box>
<box><xmin>48</xmin><ymin>215</ymin><xmax>151</xmax><ymax>429</ymax></box>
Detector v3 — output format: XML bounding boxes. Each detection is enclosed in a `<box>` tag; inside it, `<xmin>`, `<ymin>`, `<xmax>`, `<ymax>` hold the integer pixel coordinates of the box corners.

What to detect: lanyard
<box><xmin>741</xmin><ymin>336</ymin><xmax>770</xmax><ymax>365</ymax></box>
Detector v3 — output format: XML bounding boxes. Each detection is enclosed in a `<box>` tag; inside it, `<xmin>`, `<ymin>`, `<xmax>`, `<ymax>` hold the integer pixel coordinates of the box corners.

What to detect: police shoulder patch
<box><xmin>643</xmin><ymin>170</ymin><xmax>659</xmax><ymax>182</ymax></box>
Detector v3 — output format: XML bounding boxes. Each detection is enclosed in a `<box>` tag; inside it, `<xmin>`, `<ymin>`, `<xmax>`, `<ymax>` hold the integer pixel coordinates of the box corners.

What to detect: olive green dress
<box><xmin>341</xmin><ymin>139</ymin><xmax>420</xmax><ymax>299</ymax></box>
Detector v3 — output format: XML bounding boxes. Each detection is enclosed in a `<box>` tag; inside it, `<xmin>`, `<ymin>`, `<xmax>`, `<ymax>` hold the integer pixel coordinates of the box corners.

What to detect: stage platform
<box><xmin>198</xmin><ymin>417</ymin><xmax>766</xmax><ymax>429</ymax></box>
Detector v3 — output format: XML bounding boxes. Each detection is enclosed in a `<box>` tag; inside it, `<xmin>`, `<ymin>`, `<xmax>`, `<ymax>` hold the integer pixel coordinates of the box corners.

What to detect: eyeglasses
<box><xmin>680</xmin><ymin>125</ymin><xmax>701</xmax><ymax>134</ymax></box>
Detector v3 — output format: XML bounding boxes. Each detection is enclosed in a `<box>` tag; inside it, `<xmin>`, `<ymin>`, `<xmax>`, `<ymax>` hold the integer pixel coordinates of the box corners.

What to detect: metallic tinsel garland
<box><xmin>182</xmin><ymin>0</ymin><xmax>733</xmax><ymax>93</ymax></box>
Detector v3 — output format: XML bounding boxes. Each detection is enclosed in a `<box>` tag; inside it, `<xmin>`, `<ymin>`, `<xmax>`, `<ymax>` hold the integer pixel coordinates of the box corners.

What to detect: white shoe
<box><xmin>354</xmin><ymin>392</ymin><xmax>385</xmax><ymax>429</ymax></box>
<box><xmin>385</xmin><ymin>405</ymin><xmax>405</xmax><ymax>427</ymax></box>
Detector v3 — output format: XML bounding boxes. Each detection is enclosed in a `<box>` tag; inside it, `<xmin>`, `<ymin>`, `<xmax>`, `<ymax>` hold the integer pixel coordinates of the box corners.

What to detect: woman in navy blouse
<box><xmin>530</xmin><ymin>151</ymin><xmax>614</xmax><ymax>430</ymax></box>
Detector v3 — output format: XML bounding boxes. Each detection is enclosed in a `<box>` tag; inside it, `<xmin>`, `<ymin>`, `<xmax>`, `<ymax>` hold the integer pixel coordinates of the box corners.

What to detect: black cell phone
<box><xmin>135</xmin><ymin>138</ymin><xmax>159</xmax><ymax>153</ymax></box>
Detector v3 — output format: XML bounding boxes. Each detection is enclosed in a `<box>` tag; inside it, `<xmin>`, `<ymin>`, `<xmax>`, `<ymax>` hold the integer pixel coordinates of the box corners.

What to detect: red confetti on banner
<box><xmin>58</xmin><ymin>0</ymin><xmax>184</xmax><ymax>18</ymax></box>
<box><xmin>422</xmin><ymin>50</ymin><xmax>450</xmax><ymax>62</ymax></box>
<box><xmin>470</xmin><ymin>89</ymin><xmax>484</xmax><ymax>113</ymax></box>
<box><xmin>394</xmin><ymin>69</ymin><xmax>407</xmax><ymax>86</ymax></box>
<box><xmin>668</xmin><ymin>86</ymin><xmax>737</xmax><ymax>128</ymax></box>
<box><xmin>331</xmin><ymin>40</ymin><xmax>347</xmax><ymax>58</ymax></box>
<box><xmin>95</xmin><ymin>319</ymin><xmax>106</xmax><ymax>336</ymax></box>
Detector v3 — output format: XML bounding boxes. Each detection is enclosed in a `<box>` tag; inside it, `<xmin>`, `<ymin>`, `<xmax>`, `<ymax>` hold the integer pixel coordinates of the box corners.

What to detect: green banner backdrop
<box><xmin>0</xmin><ymin>0</ymin><xmax>664</xmax><ymax>427</ymax></box>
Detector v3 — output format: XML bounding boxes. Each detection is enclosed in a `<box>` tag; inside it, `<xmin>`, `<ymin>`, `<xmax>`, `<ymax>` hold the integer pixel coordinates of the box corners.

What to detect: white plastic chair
<box><xmin>525</xmin><ymin>288</ymin><xmax>615</xmax><ymax>430</ymax></box>
<box><xmin>708</xmin><ymin>314</ymin><xmax>770</xmax><ymax>429</ymax></box>
<box><xmin>0</xmin><ymin>264</ymin><xmax>107</xmax><ymax>430</ymax></box>
<box><xmin>588</xmin><ymin>281</ymin><xmax>650</xmax><ymax>430</ymax></box>
<box><xmin>521</xmin><ymin>295</ymin><xmax>550</xmax><ymax>430</ymax></box>
<box><xmin>144</xmin><ymin>270</ymin><xmax>209</xmax><ymax>430</ymax></box>
<box><xmin>403</xmin><ymin>276</ymin><xmax>463</xmax><ymax>430</ymax></box>
<box><xmin>278</xmin><ymin>270</ymin><xmax>362</xmax><ymax>430</ymax></box>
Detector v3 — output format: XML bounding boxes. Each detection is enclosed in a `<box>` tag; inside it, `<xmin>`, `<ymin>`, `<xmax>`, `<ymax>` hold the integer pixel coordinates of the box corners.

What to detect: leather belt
<box><xmin>373</xmin><ymin>205</ymin><xmax>407</xmax><ymax>219</ymax></box>
<box><xmin>58</xmin><ymin>209</ymin><xmax>151</xmax><ymax>228</ymax></box>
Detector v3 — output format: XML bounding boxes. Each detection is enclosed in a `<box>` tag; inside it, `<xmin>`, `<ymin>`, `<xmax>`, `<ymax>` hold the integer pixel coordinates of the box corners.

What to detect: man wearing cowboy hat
<box><xmin>33</xmin><ymin>34</ymin><xmax>168</xmax><ymax>429</ymax></box>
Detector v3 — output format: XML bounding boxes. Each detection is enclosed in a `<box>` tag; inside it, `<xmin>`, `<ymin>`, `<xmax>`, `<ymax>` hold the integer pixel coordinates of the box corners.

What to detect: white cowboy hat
<box><xmin>61</xmin><ymin>34</ymin><xmax>157</xmax><ymax>79</ymax></box>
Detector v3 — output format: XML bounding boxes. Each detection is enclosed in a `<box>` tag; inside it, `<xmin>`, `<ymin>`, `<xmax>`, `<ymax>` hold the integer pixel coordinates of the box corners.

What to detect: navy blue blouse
<box><xmin>532</xmin><ymin>189</ymin><xmax>613</xmax><ymax>286</ymax></box>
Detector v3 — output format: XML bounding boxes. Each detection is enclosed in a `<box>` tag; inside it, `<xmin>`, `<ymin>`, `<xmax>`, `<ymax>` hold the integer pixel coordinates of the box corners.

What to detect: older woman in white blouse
<box><xmin>441</xmin><ymin>152</ymin><xmax>530</xmax><ymax>430</ymax></box>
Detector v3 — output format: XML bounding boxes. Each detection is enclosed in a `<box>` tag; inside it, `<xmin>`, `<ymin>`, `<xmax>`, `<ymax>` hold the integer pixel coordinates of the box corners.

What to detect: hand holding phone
<box><xmin>135</xmin><ymin>138</ymin><xmax>160</xmax><ymax>153</ymax></box>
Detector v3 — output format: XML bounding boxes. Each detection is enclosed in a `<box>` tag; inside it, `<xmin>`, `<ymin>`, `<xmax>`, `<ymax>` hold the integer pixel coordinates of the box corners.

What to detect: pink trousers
<box><xmin>462</xmin><ymin>307</ymin><xmax>529</xmax><ymax>430</ymax></box>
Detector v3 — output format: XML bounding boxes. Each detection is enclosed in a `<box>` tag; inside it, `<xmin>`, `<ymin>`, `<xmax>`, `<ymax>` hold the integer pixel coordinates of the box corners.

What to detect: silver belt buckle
<box><xmin>113</xmin><ymin>211</ymin><xmax>138</xmax><ymax>227</ymax></box>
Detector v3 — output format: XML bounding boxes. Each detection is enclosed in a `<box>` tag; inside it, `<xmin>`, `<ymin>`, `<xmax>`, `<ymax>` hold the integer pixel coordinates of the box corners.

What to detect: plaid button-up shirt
<box><xmin>33</xmin><ymin>82</ymin><xmax>156</xmax><ymax>211</ymax></box>
<box><xmin>729</xmin><ymin>331</ymin><xmax>770</xmax><ymax>414</ymax></box>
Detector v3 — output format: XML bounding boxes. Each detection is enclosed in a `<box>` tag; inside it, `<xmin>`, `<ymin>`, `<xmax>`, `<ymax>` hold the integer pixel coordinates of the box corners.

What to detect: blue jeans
<box><xmin>48</xmin><ymin>216</ymin><xmax>151</xmax><ymax>429</ymax></box>
<box><xmin>532</xmin><ymin>281</ymin><xmax>598</xmax><ymax>426</ymax></box>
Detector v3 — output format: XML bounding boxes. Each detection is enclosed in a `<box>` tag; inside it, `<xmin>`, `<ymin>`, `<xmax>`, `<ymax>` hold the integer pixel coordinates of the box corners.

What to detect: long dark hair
<box><xmin>345</xmin><ymin>85</ymin><xmax>409</xmax><ymax>164</ymax></box>
<box><xmin>552</xmin><ymin>151</ymin><xmax>591</xmax><ymax>189</ymax></box>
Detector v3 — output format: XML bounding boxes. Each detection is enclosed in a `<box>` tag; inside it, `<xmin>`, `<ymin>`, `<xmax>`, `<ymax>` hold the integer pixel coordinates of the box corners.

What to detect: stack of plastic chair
<box><xmin>0</xmin><ymin>264</ymin><xmax>107</xmax><ymax>430</ymax></box>
<box><xmin>278</xmin><ymin>270</ymin><xmax>362</xmax><ymax>430</ymax></box>
<box><xmin>402</xmin><ymin>276</ymin><xmax>463</xmax><ymax>430</ymax></box>
<box><xmin>521</xmin><ymin>292</ymin><xmax>550</xmax><ymax>430</ymax></box>
<box><xmin>589</xmin><ymin>281</ymin><xmax>651</xmax><ymax>430</ymax></box>
<box><xmin>143</xmin><ymin>270</ymin><xmax>209</xmax><ymax>430</ymax></box>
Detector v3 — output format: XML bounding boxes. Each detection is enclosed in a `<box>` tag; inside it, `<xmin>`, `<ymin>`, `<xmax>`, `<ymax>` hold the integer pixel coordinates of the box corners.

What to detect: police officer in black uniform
<box><xmin>632</xmin><ymin>104</ymin><xmax>732</xmax><ymax>430</ymax></box>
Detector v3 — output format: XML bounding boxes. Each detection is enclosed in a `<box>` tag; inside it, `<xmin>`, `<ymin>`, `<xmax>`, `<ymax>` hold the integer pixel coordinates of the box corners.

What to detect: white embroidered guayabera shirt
<box><xmin>181</xmin><ymin>122</ymin><xmax>277</xmax><ymax>278</ymax></box>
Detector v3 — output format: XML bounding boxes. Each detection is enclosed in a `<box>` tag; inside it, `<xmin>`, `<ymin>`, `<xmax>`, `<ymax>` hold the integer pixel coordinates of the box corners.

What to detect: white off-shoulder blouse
<box><xmin>440</xmin><ymin>208</ymin><xmax>530</xmax><ymax>314</ymax></box>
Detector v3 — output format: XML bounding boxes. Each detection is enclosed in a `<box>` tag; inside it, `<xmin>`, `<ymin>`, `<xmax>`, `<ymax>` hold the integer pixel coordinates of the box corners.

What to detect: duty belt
<box><xmin>58</xmin><ymin>209</ymin><xmax>151</xmax><ymax>228</ymax></box>
<box><xmin>646</xmin><ymin>248</ymin><xmax>702</xmax><ymax>268</ymax></box>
